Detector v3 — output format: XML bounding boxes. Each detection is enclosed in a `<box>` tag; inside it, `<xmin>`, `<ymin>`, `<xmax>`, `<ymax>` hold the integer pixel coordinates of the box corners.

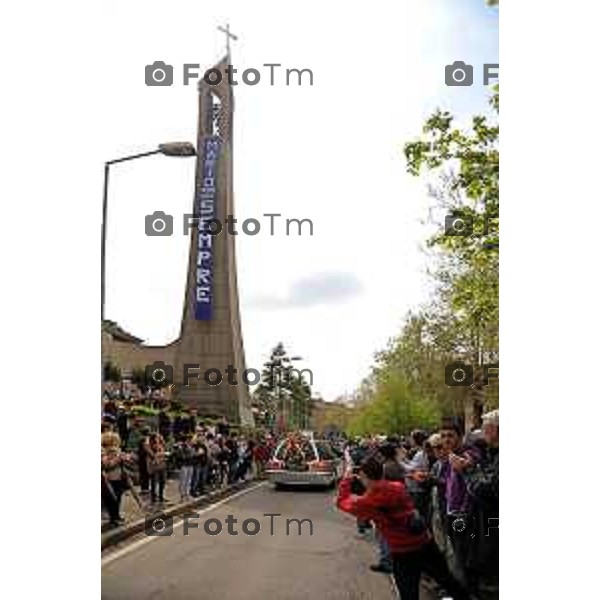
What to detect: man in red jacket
<box><xmin>337</xmin><ymin>456</ymin><xmax>470</xmax><ymax>600</ymax></box>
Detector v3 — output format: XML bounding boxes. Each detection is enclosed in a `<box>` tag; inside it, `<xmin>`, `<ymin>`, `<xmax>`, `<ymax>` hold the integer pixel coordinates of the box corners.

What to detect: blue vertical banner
<box><xmin>195</xmin><ymin>136</ymin><xmax>220</xmax><ymax>320</ymax></box>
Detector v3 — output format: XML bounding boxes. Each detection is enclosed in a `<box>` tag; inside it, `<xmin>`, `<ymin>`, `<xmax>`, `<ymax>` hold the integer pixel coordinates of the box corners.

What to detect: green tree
<box><xmin>251</xmin><ymin>384</ymin><xmax>276</xmax><ymax>427</ymax></box>
<box><xmin>404</xmin><ymin>88</ymin><xmax>499</xmax><ymax>364</ymax></box>
<box><xmin>347</xmin><ymin>371</ymin><xmax>440</xmax><ymax>437</ymax></box>
<box><xmin>288</xmin><ymin>373</ymin><xmax>312</xmax><ymax>430</ymax></box>
<box><xmin>404</xmin><ymin>88</ymin><xmax>499</xmax><ymax>255</ymax></box>
<box><xmin>347</xmin><ymin>88</ymin><xmax>499</xmax><ymax>434</ymax></box>
<box><xmin>402</xmin><ymin>88</ymin><xmax>499</xmax><ymax>424</ymax></box>
<box><xmin>252</xmin><ymin>343</ymin><xmax>312</xmax><ymax>430</ymax></box>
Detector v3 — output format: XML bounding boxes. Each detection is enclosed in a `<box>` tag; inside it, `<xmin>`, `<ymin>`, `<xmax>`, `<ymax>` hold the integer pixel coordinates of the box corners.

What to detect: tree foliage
<box><xmin>348</xmin><ymin>87</ymin><xmax>499</xmax><ymax>435</ymax></box>
<box><xmin>251</xmin><ymin>342</ymin><xmax>313</xmax><ymax>429</ymax></box>
<box><xmin>347</xmin><ymin>371</ymin><xmax>440</xmax><ymax>437</ymax></box>
<box><xmin>404</xmin><ymin>87</ymin><xmax>499</xmax><ymax>358</ymax></box>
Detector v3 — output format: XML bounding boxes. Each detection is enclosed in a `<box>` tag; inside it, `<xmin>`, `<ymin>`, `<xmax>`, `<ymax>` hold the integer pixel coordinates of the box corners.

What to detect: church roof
<box><xmin>102</xmin><ymin>320</ymin><xmax>144</xmax><ymax>344</ymax></box>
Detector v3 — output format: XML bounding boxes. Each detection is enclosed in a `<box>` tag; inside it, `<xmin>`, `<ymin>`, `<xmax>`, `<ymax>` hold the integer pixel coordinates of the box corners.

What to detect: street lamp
<box><xmin>101</xmin><ymin>141</ymin><xmax>196</xmax><ymax>323</ymax></box>
<box><xmin>101</xmin><ymin>142</ymin><xmax>196</xmax><ymax>406</ymax></box>
<box><xmin>287</xmin><ymin>356</ymin><xmax>304</xmax><ymax>430</ymax></box>
<box><xmin>157</xmin><ymin>142</ymin><xmax>197</xmax><ymax>157</ymax></box>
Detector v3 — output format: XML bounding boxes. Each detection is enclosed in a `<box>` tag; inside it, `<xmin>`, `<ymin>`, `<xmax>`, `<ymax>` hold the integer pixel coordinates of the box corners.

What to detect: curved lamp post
<box><xmin>101</xmin><ymin>142</ymin><xmax>196</xmax><ymax>407</ymax></box>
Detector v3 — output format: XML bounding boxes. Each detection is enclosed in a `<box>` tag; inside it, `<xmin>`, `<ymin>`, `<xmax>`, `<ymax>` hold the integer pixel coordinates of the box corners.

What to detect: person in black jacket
<box><xmin>463</xmin><ymin>410</ymin><xmax>499</xmax><ymax>600</ymax></box>
<box><xmin>190</xmin><ymin>436</ymin><xmax>209</xmax><ymax>496</ymax></box>
<box><xmin>381</xmin><ymin>443</ymin><xmax>406</xmax><ymax>482</ymax></box>
<box><xmin>226</xmin><ymin>433</ymin><xmax>239</xmax><ymax>483</ymax></box>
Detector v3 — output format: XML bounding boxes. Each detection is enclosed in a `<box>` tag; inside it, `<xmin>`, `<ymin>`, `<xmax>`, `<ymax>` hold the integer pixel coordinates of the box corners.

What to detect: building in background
<box><xmin>309</xmin><ymin>398</ymin><xmax>355</xmax><ymax>435</ymax></box>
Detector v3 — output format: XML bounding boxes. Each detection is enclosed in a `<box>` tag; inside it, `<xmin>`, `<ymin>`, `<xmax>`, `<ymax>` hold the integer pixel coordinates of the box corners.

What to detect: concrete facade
<box><xmin>174</xmin><ymin>56</ymin><xmax>253</xmax><ymax>425</ymax></box>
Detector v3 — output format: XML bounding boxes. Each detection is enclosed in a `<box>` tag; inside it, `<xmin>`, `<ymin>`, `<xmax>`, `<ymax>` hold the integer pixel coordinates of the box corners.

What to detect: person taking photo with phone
<box><xmin>337</xmin><ymin>455</ymin><xmax>469</xmax><ymax>600</ymax></box>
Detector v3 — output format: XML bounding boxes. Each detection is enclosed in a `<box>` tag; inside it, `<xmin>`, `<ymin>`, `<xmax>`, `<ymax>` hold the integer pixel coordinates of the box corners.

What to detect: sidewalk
<box><xmin>101</xmin><ymin>473</ymin><xmax>262</xmax><ymax>550</ymax></box>
<box><xmin>101</xmin><ymin>477</ymin><xmax>181</xmax><ymax>532</ymax></box>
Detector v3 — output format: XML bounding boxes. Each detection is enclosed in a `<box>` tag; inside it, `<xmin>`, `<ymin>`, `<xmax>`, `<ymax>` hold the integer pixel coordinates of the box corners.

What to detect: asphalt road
<box><xmin>102</xmin><ymin>482</ymin><xmax>434</xmax><ymax>600</ymax></box>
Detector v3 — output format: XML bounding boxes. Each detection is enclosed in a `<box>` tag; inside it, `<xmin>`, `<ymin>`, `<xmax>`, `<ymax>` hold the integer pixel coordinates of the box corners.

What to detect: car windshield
<box><xmin>315</xmin><ymin>442</ymin><xmax>336</xmax><ymax>460</ymax></box>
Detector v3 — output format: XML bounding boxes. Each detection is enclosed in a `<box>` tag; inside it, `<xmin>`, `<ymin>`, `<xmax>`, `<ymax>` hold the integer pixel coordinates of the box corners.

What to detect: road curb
<box><xmin>101</xmin><ymin>480</ymin><xmax>261</xmax><ymax>550</ymax></box>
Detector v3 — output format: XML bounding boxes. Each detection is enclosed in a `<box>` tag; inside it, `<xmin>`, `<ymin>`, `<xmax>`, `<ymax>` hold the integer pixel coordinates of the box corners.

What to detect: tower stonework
<box><xmin>174</xmin><ymin>57</ymin><xmax>254</xmax><ymax>426</ymax></box>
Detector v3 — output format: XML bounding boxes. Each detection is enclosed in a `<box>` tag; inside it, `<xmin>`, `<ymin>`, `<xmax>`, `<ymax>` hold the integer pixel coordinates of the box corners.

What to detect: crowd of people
<box><xmin>103</xmin><ymin>381</ymin><xmax>169</xmax><ymax>405</ymax></box>
<box><xmin>101</xmin><ymin>395</ymin><xmax>499</xmax><ymax>599</ymax></box>
<box><xmin>101</xmin><ymin>399</ymin><xmax>279</xmax><ymax>527</ymax></box>
<box><xmin>337</xmin><ymin>410</ymin><xmax>499</xmax><ymax>600</ymax></box>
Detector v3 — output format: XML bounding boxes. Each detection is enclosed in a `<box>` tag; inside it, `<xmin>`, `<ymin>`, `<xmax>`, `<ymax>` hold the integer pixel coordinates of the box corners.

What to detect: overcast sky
<box><xmin>102</xmin><ymin>0</ymin><xmax>498</xmax><ymax>401</ymax></box>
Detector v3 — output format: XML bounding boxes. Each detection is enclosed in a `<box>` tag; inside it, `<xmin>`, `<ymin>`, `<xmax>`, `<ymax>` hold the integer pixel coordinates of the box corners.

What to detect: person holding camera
<box><xmin>337</xmin><ymin>456</ymin><xmax>469</xmax><ymax>600</ymax></box>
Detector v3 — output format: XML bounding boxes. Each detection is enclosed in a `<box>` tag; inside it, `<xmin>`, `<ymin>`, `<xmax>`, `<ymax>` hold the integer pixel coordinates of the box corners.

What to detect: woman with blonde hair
<box><xmin>101</xmin><ymin>432</ymin><xmax>132</xmax><ymax>526</ymax></box>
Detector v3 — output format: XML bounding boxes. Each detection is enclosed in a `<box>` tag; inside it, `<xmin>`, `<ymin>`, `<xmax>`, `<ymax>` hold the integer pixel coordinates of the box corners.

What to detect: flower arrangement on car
<box><xmin>280</xmin><ymin>435</ymin><xmax>311</xmax><ymax>472</ymax></box>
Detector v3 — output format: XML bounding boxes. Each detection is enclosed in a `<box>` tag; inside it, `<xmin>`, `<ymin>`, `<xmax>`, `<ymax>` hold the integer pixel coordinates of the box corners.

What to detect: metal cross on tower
<box><xmin>217</xmin><ymin>23</ymin><xmax>238</xmax><ymax>57</ymax></box>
